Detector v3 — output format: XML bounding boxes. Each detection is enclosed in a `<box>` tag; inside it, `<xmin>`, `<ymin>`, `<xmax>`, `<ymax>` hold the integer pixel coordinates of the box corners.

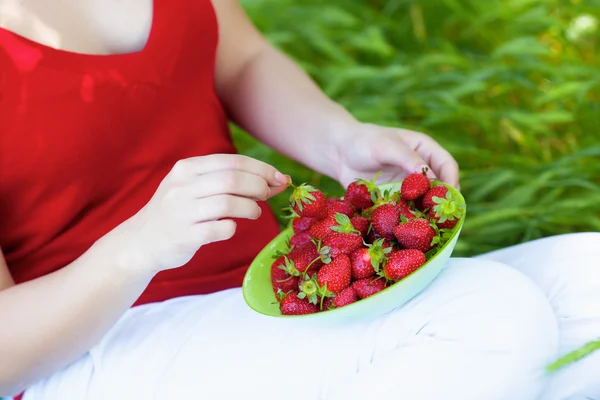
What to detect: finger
<box><xmin>373</xmin><ymin>134</ymin><xmax>437</xmax><ymax>179</ymax></box>
<box><xmin>413</xmin><ymin>136</ymin><xmax>460</xmax><ymax>189</ymax></box>
<box><xmin>267</xmin><ymin>177</ymin><xmax>290</xmax><ymax>199</ymax></box>
<box><xmin>171</xmin><ymin>154</ymin><xmax>289</xmax><ymax>188</ymax></box>
<box><xmin>194</xmin><ymin>195</ymin><xmax>262</xmax><ymax>222</ymax></box>
<box><xmin>190</xmin><ymin>219</ymin><xmax>237</xmax><ymax>245</ymax></box>
<box><xmin>186</xmin><ymin>170</ymin><xmax>271</xmax><ymax>201</ymax></box>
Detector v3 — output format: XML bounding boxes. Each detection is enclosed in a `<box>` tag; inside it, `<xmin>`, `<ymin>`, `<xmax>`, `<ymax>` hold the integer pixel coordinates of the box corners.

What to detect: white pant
<box><xmin>23</xmin><ymin>233</ymin><xmax>600</xmax><ymax>400</ymax></box>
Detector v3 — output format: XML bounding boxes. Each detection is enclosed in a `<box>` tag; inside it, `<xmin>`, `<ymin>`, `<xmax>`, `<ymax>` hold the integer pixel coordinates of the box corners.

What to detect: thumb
<box><xmin>374</xmin><ymin>137</ymin><xmax>437</xmax><ymax>180</ymax></box>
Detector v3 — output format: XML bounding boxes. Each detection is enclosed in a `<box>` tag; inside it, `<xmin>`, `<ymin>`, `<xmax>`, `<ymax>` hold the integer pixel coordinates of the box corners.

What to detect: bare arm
<box><xmin>212</xmin><ymin>0</ymin><xmax>460</xmax><ymax>188</ymax></box>
<box><xmin>0</xmin><ymin>250</ymin><xmax>15</xmax><ymax>291</ymax></box>
<box><xmin>0</xmin><ymin>155</ymin><xmax>288</xmax><ymax>397</ymax></box>
<box><xmin>0</xmin><ymin>229</ymin><xmax>155</xmax><ymax>396</ymax></box>
<box><xmin>213</xmin><ymin>0</ymin><xmax>356</xmax><ymax>180</ymax></box>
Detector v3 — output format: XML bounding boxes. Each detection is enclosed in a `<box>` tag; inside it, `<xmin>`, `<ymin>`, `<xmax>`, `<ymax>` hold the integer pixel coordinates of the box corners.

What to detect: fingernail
<box><xmin>275</xmin><ymin>172</ymin><xmax>289</xmax><ymax>185</ymax></box>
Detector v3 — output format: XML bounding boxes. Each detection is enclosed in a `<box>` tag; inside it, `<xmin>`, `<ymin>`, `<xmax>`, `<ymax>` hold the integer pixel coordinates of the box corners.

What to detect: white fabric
<box><xmin>22</xmin><ymin>232</ymin><xmax>600</xmax><ymax>400</ymax></box>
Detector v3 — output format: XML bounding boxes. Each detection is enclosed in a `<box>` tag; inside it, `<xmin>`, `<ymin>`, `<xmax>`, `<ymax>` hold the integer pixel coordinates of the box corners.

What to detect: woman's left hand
<box><xmin>333</xmin><ymin>122</ymin><xmax>460</xmax><ymax>190</ymax></box>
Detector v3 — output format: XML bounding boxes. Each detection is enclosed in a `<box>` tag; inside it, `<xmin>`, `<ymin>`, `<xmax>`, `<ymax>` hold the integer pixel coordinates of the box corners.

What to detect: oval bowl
<box><xmin>242</xmin><ymin>181</ymin><xmax>466</xmax><ymax>322</ymax></box>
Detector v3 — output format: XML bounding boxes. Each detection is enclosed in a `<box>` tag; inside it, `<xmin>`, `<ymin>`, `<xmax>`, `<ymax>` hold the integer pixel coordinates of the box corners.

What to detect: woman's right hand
<box><xmin>114</xmin><ymin>154</ymin><xmax>289</xmax><ymax>275</ymax></box>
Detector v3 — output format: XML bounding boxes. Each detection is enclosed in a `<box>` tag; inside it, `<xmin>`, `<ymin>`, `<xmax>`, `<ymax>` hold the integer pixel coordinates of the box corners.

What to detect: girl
<box><xmin>1</xmin><ymin>0</ymin><xmax>599</xmax><ymax>399</ymax></box>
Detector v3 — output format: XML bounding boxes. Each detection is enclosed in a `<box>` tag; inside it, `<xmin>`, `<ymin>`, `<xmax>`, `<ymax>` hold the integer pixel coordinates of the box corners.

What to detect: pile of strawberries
<box><xmin>271</xmin><ymin>170</ymin><xmax>465</xmax><ymax>316</ymax></box>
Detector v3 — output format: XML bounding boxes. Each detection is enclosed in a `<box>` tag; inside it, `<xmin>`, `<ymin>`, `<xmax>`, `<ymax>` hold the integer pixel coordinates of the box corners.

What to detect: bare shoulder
<box><xmin>0</xmin><ymin>248</ymin><xmax>15</xmax><ymax>291</ymax></box>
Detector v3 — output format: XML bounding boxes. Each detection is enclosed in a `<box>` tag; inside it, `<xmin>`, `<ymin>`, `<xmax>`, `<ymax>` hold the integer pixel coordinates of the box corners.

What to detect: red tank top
<box><xmin>0</xmin><ymin>0</ymin><xmax>281</xmax><ymax>306</ymax></box>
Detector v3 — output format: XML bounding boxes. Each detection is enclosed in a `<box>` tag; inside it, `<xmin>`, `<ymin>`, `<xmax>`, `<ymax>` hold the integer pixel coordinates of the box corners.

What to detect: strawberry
<box><xmin>398</xmin><ymin>202</ymin><xmax>417</xmax><ymax>221</ymax></box>
<box><xmin>289</xmin><ymin>231</ymin><xmax>313</xmax><ymax>249</ymax></box>
<box><xmin>292</xmin><ymin>216</ymin><xmax>318</xmax><ymax>233</ymax></box>
<box><xmin>326</xmin><ymin>199</ymin><xmax>355</xmax><ymax>218</ymax></box>
<box><xmin>271</xmin><ymin>257</ymin><xmax>300</xmax><ymax>294</ymax></box>
<box><xmin>422</xmin><ymin>185</ymin><xmax>448</xmax><ymax>211</ymax></box>
<box><xmin>383</xmin><ymin>249</ymin><xmax>426</xmax><ymax>280</ymax></box>
<box><xmin>401</xmin><ymin>170</ymin><xmax>431</xmax><ymax>201</ymax></box>
<box><xmin>350</xmin><ymin>215</ymin><xmax>369</xmax><ymax>237</ymax></box>
<box><xmin>330</xmin><ymin>213</ymin><xmax>361</xmax><ymax>235</ymax></box>
<box><xmin>322</xmin><ymin>286</ymin><xmax>358</xmax><ymax>310</ymax></box>
<box><xmin>352</xmin><ymin>277</ymin><xmax>387</xmax><ymax>299</ymax></box>
<box><xmin>297</xmin><ymin>275</ymin><xmax>320</xmax><ymax>305</ymax></box>
<box><xmin>428</xmin><ymin>189</ymin><xmax>465</xmax><ymax>230</ymax></box>
<box><xmin>288</xmin><ymin>243</ymin><xmax>321</xmax><ymax>274</ymax></box>
<box><xmin>315</xmin><ymin>213</ymin><xmax>363</xmax><ymax>258</ymax></box>
<box><xmin>350</xmin><ymin>238</ymin><xmax>393</xmax><ymax>280</ymax></box>
<box><xmin>289</xmin><ymin>184</ymin><xmax>327</xmax><ymax>219</ymax></box>
<box><xmin>308</xmin><ymin>215</ymin><xmax>337</xmax><ymax>241</ymax></box>
<box><xmin>392</xmin><ymin>218</ymin><xmax>438</xmax><ymax>253</ymax></box>
<box><xmin>429</xmin><ymin>209</ymin><xmax>458</xmax><ymax>229</ymax></box>
<box><xmin>322</xmin><ymin>232</ymin><xmax>363</xmax><ymax>259</ymax></box>
<box><xmin>350</xmin><ymin>249</ymin><xmax>377</xmax><ymax>280</ymax></box>
<box><xmin>279</xmin><ymin>291</ymin><xmax>319</xmax><ymax>315</ymax></box>
<box><xmin>344</xmin><ymin>174</ymin><xmax>380</xmax><ymax>211</ymax></box>
<box><xmin>371</xmin><ymin>204</ymin><xmax>400</xmax><ymax>240</ymax></box>
<box><xmin>317</xmin><ymin>254</ymin><xmax>352</xmax><ymax>294</ymax></box>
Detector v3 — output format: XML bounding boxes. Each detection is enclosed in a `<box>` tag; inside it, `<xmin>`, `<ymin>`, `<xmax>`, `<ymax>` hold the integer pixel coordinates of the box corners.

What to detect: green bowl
<box><xmin>242</xmin><ymin>181</ymin><xmax>466</xmax><ymax>321</ymax></box>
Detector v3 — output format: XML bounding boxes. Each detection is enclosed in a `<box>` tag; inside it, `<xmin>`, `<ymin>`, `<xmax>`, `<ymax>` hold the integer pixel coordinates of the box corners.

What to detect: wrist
<box><xmin>91</xmin><ymin>219</ymin><xmax>158</xmax><ymax>283</ymax></box>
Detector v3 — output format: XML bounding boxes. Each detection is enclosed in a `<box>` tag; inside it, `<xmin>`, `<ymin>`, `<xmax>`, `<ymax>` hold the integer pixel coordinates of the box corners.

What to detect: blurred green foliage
<box><xmin>234</xmin><ymin>0</ymin><xmax>600</xmax><ymax>256</ymax></box>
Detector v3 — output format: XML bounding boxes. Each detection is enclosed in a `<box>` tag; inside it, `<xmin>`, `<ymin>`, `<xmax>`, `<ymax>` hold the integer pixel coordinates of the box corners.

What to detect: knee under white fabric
<box><xmin>23</xmin><ymin>258</ymin><xmax>560</xmax><ymax>400</ymax></box>
<box><xmin>479</xmin><ymin>232</ymin><xmax>600</xmax><ymax>400</ymax></box>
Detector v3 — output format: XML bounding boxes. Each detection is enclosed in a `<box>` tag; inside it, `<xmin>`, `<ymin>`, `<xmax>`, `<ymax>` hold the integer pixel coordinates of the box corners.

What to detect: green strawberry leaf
<box><xmin>335</xmin><ymin>213</ymin><xmax>352</xmax><ymax>226</ymax></box>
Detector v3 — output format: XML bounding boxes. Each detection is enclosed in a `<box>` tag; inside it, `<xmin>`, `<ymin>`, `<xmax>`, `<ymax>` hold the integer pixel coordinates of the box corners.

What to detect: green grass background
<box><xmin>234</xmin><ymin>0</ymin><xmax>600</xmax><ymax>257</ymax></box>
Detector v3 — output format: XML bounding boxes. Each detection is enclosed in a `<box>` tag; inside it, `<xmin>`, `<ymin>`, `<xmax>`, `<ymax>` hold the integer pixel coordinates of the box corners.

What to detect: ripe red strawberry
<box><xmin>429</xmin><ymin>209</ymin><xmax>458</xmax><ymax>229</ymax></box>
<box><xmin>288</xmin><ymin>243</ymin><xmax>321</xmax><ymax>274</ymax></box>
<box><xmin>315</xmin><ymin>213</ymin><xmax>363</xmax><ymax>259</ymax></box>
<box><xmin>271</xmin><ymin>257</ymin><xmax>300</xmax><ymax>294</ymax></box>
<box><xmin>428</xmin><ymin>188</ymin><xmax>465</xmax><ymax>230</ymax></box>
<box><xmin>317</xmin><ymin>254</ymin><xmax>352</xmax><ymax>294</ymax></box>
<box><xmin>352</xmin><ymin>277</ymin><xmax>387</xmax><ymax>299</ymax></box>
<box><xmin>371</xmin><ymin>204</ymin><xmax>400</xmax><ymax>240</ymax></box>
<box><xmin>422</xmin><ymin>185</ymin><xmax>448</xmax><ymax>211</ymax></box>
<box><xmin>350</xmin><ymin>249</ymin><xmax>377</xmax><ymax>280</ymax></box>
<box><xmin>398</xmin><ymin>202</ymin><xmax>417</xmax><ymax>221</ymax></box>
<box><xmin>392</xmin><ymin>218</ymin><xmax>437</xmax><ymax>253</ymax></box>
<box><xmin>289</xmin><ymin>231</ymin><xmax>313</xmax><ymax>249</ymax></box>
<box><xmin>344</xmin><ymin>176</ymin><xmax>379</xmax><ymax>211</ymax></box>
<box><xmin>292</xmin><ymin>216</ymin><xmax>318</xmax><ymax>233</ymax></box>
<box><xmin>350</xmin><ymin>215</ymin><xmax>369</xmax><ymax>237</ymax></box>
<box><xmin>326</xmin><ymin>198</ymin><xmax>355</xmax><ymax>218</ymax></box>
<box><xmin>383</xmin><ymin>249</ymin><xmax>426</xmax><ymax>280</ymax></box>
<box><xmin>289</xmin><ymin>184</ymin><xmax>327</xmax><ymax>219</ymax></box>
<box><xmin>322</xmin><ymin>232</ymin><xmax>363</xmax><ymax>258</ymax></box>
<box><xmin>401</xmin><ymin>171</ymin><xmax>431</xmax><ymax>201</ymax></box>
<box><xmin>322</xmin><ymin>286</ymin><xmax>358</xmax><ymax>310</ymax></box>
<box><xmin>350</xmin><ymin>238</ymin><xmax>393</xmax><ymax>280</ymax></box>
<box><xmin>279</xmin><ymin>291</ymin><xmax>319</xmax><ymax>315</ymax></box>
<box><xmin>308</xmin><ymin>215</ymin><xmax>337</xmax><ymax>241</ymax></box>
